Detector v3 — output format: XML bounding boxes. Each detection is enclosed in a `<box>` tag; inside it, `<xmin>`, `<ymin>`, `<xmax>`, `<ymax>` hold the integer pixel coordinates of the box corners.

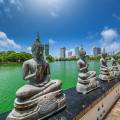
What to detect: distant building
<box><xmin>60</xmin><ymin>47</ymin><xmax>66</xmax><ymax>58</ymax></box>
<box><xmin>102</xmin><ymin>48</ymin><xmax>106</xmax><ymax>54</ymax></box>
<box><xmin>44</xmin><ymin>44</ymin><xmax>49</xmax><ymax>57</ymax></box>
<box><xmin>66</xmin><ymin>49</ymin><xmax>75</xmax><ymax>58</ymax></box>
<box><xmin>108</xmin><ymin>51</ymin><xmax>115</xmax><ymax>56</ymax></box>
<box><xmin>93</xmin><ymin>47</ymin><xmax>101</xmax><ymax>56</ymax></box>
<box><xmin>75</xmin><ymin>47</ymin><xmax>80</xmax><ymax>58</ymax></box>
<box><xmin>68</xmin><ymin>51</ymin><xmax>73</xmax><ymax>58</ymax></box>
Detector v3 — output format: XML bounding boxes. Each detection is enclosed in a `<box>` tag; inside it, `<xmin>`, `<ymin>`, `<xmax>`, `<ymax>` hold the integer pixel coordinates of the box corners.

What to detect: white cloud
<box><xmin>0</xmin><ymin>31</ymin><xmax>21</xmax><ymax>50</ymax></box>
<box><xmin>107</xmin><ymin>42</ymin><xmax>120</xmax><ymax>51</ymax></box>
<box><xmin>0</xmin><ymin>0</ymin><xmax>23</xmax><ymax>17</ymax></box>
<box><xmin>26</xmin><ymin>46</ymin><xmax>31</xmax><ymax>53</ymax></box>
<box><xmin>50</xmin><ymin>11</ymin><xmax>59</xmax><ymax>17</ymax></box>
<box><xmin>27</xmin><ymin>46</ymin><xmax>31</xmax><ymax>51</ymax></box>
<box><xmin>48</xmin><ymin>38</ymin><xmax>56</xmax><ymax>45</ymax></box>
<box><xmin>10</xmin><ymin>0</ymin><xmax>23</xmax><ymax>12</ymax></box>
<box><xmin>112</xmin><ymin>14</ymin><xmax>120</xmax><ymax>21</ymax></box>
<box><xmin>0</xmin><ymin>0</ymin><xmax>4</xmax><ymax>4</ymax></box>
<box><xmin>101</xmin><ymin>28</ymin><xmax>118</xmax><ymax>42</ymax></box>
<box><xmin>100</xmin><ymin>28</ymin><xmax>120</xmax><ymax>53</ymax></box>
<box><xmin>49</xmin><ymin>0</ymin><xmax>61</xmax><ymax>17</ymax></box>
<box><xmin>10</xmin><ymin>0</ymin><xmax>17</xmax><ymax>5</ymax></box>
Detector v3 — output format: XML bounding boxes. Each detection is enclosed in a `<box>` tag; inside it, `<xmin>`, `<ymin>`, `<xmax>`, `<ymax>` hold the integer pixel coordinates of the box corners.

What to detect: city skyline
<box><xmin>0</xmin><ymin>0</ymin><xmax>120</xmax><ymax>56</ymax></box>
<box><xmin>60</xmin><ymin>46</ymin><xmax>115</xmax><ymax>58</ymax></box>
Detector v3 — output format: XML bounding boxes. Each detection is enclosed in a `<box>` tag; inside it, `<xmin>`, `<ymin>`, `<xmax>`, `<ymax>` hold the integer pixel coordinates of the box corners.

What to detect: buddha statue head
<box><xmin>79</xmin><ymin>47</ymin><xmax>86</xmax><ymax>60</ymax></box>
<box><xmin>101</xmin><ymin>52</ymin><xmax>107</xmax><ymax>59</ymax></box>
<box><xmin>31</xmin><ymin>34</ymin><xmax>44</xmax><ymax>60</ymax></box>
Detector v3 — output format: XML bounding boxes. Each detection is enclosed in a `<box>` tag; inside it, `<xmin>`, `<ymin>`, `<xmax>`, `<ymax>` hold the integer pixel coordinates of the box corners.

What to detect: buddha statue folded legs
<box><xmin>76</xmin><ymin>48</ymin><xmax>100</xmax><ymax>94</ymax></box>
<box><xmin>16</xmin><ymin>80</ymin><xmax>61</xmax><ymax>100</ymax></box>
<box><xmin>99</xmin><ymin>53</ymin><xmax>113</xmax><ymax>81</ymax></box>
<box><xmin>110</xmin><ymin>57</ymin><xmax>120</xmax><ymax>79</ymax></box>
<box><xmin>7</xmin><ymin>35</ymin><xmax>66</xmax><ymax>120</ymax></box>
<box><xmin>8</xmin><ymin>89</ymin><xmax>65</xmax><ymax>120</ymax></box>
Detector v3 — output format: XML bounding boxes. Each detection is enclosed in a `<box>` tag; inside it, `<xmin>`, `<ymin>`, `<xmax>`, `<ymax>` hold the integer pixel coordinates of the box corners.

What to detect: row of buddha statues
<box><xmin>76</xmin><ymin>48</ymin><xmax>120</xmax><ymax>94</ymax></box>
<box><xmin>7</xmin><ymin>36</ymin><xmax>120</xmax><ymax>120</ymax></box>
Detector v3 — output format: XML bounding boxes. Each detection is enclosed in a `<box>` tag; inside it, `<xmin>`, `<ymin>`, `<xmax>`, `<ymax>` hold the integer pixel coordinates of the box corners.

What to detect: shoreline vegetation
<box><xmin>0</xmin><ymin>51</ymin><xmax>120</xmax><ymax>64</ymax></box>
<box><xmin>0</xmin><ymin>62</ymin><xmax>22</xmax><ymax>64</ymax></box>
<box><xmin>0</xmin><ymin>51</ymin><xmax>32</xmax><ymax>64</ymax></box>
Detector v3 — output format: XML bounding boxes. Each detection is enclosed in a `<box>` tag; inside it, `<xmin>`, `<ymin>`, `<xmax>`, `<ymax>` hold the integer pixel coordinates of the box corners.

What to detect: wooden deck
<box><xmin>105</xmin><ymin>98</ymin><xmax>120</xmax><ymax>120</ymax></box>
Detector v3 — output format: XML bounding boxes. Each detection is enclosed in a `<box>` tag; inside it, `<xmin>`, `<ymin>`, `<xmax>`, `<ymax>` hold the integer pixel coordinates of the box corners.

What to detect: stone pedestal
<box><xmin>7</xmin><ymin>90</ymin><xmax>66</xmax><ymax>120</ymax></box>
<box><xmin>111</xmin><ymin>65</ymin><xmax>120</xmax><ymax>79</ymax></box>
<box><xmin>76</xmin><ymin>73</ymin><xmax>100</xmax><ymax>94</ymax></box>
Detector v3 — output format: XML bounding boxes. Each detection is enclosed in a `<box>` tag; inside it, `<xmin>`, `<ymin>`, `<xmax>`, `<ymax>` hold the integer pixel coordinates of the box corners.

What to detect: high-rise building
<box><xmin>66</xmin><ymin>49</ymin><xmax>75</xmax><ymax>58</ymax></box>
<box><xmin>75</xmin><ymin>47</ymin><xmax>80</xmax><ymax>58</ymax></box>
<box><xmin>68</xmin><ymin>51</ymin><xmax>73</xmax><ymax>58</ymax></box>
<box><xmin>60</xmin><ymin>47</ymin><xmax>66</xmax><ymax>58</ymax></box>
<box><xmin>102</xmin><ymin>48</ymin><xmax>106</xmax><ymax>54</ymax></box>
<box><xmin>44</xmin><ymin>44</ymin><xmax>49</xmax><ymax>57</ymax></box>
<box><xmin>93</xmin><ymin>47</ymin><xmax>101</xmax><ymax>56</ymax></box>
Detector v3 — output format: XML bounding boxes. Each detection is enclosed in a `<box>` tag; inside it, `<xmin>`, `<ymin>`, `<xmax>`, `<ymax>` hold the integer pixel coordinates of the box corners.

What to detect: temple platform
<box><xmin>0</xmin><ymin>78</ymin><xmax>120</xmax><ymax>120</ymax></box>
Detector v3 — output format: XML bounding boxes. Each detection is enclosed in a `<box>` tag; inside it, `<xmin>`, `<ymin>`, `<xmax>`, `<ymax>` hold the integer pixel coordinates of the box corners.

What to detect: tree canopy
<box><xmin>0</xmin><ymin>51</ymin><xmax>32</xmax><ymax>63</ymax></box>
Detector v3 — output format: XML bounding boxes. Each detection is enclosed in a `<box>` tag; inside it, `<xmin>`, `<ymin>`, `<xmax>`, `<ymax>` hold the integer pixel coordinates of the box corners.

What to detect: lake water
<box><xmin>0</xmin><ymin>61</ymin><xmax>100</xmax><ymax>113</ymax></box>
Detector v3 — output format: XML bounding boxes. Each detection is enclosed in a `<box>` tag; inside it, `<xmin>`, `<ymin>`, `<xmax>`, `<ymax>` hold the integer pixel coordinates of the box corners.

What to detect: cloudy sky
<box><xmin>0</xmin><ymin>0</ymin><xmax>120</xmax><ymax>56</ymax></box>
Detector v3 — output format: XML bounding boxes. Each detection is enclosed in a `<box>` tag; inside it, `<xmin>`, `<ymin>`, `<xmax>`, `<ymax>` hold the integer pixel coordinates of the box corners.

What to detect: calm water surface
<box><xmin>0</xmin><ymin>61</ymin><xmax>100</xmax><ymax>113</ymax></box>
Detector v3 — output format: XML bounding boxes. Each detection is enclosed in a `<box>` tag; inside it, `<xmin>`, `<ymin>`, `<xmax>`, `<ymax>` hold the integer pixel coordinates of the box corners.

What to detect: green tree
<box><xmin>46</xmin><ymin>55</ymin><xmax>55</xmax><ymax>62</ymax></box>
<box><xmin>0</xmin><ymin>51</ymin><xmax>32</xmax><ymax>63</ymax></box>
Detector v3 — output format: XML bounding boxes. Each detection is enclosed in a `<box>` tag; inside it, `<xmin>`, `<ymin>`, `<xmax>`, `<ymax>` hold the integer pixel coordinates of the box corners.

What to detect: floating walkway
<box><xmin>105</xmin><ymin>98</ymin><xmax>120</xmax><ymax>120</ymax></box>
<box><xmin>0</xmin><ymin>79</ymin><xmax>120</xmax><ymax>120</ymax></box>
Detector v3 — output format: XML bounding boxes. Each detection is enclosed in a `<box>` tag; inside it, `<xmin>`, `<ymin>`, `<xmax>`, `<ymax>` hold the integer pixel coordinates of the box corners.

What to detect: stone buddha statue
<box><xmin>7</xmin><ymin>35</ymin><xmax>66</xmax><ymax>120</ymax></box>
<box><xmin>111</xmin><ymin>56</ymin><xmax>120</xmax><ymax>79</ymax></box>
<box><xmin>99</xmin><ymin>53</ymin><xmax>113</xmax><ymax>81</ymax></box>
<box><xmin>76</xmin><ymin>48</ymin><xmax>99</xmax><ymax>94</ymax></box>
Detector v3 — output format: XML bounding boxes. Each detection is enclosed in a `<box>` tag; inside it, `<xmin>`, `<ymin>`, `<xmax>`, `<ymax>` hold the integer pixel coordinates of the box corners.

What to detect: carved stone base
<box><xmin>99</xmin><ymin>74</ymin><xmax>113</xmax><ymax>82</ymax></box>
<box><xmin>76</xmin><ymin>79</ymin><xmax>100</xmax><ymax>94</ymax></box>
<box><xmin>112</xmin><ymin>66</ymin><xmax>120</xmax><ymax>79</ymax></box>
<box><xmin>112</xmin><ymin>71</ymin><xmax>120</xmax><ymax>78</ymax></box>
<box><xmin>6</xmin><ymin>91</ymin><xmax>66</xmax><ymax>120</ymax></box>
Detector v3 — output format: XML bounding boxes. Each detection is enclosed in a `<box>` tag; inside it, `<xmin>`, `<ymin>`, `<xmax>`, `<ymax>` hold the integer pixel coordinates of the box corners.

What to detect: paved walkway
<box><xmin>105</xmin><ymin>99</ymin><xmax>120</xmax><ymax>120</ymax></box>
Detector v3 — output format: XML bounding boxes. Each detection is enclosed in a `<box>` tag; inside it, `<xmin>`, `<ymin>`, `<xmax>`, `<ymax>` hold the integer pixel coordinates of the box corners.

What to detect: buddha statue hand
<box><xmin>34</xmin><ymin>64</ymin><xmax>42</xmax><ymax>79</ymax></box>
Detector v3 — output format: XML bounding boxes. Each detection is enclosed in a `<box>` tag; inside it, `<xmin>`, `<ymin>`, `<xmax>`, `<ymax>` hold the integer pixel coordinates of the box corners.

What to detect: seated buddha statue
<box><xmin>99</xmin><ymin>53</ymin><xmax>113</xmax><ymax>81</ymax></box>
<box><xmin>111</xmin><ymin>56</ymin><xmax>120</xmax><ymax>79</ymax></box>
<box><xmin>76</xmin><ymin>48</ymin><xmax>99</xmax><ymax>94</ymax></box>
<box><xmin>7</xmin><ymin>35</ymin><xmax>66</xmax><ymax>120</ymax></box>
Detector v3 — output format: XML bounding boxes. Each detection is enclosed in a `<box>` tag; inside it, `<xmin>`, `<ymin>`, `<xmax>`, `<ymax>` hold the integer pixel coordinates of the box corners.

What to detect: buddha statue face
<box><xmin>31</xmin><ymin>42</ymin><xmax>44</xmax><ymax>60</ymax></box>
<box><xmin>101</xmin><ymin>53</ymin><xmax>107</xmax><ymax>59</ymax></box>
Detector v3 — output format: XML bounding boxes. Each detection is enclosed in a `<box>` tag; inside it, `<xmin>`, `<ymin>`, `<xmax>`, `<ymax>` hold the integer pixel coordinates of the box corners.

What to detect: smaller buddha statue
<box><xmin>7</xmin><ymin>35</ymin><xmax>66</xmax><ymax>120</ymax></box>
<box><xmin>111</xmin><ymin>56</ymin><xmax>120</xmax><ymax>79</ymax></box>
<box><xmin>99</xmin><ymin>53</ymin><xmax>113</xmax><ymax>81</ymax></box>
<box><xmin>76</xmin><ymin>48</ymin><xmax>99</xmax><ymax>94</ymax></box>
